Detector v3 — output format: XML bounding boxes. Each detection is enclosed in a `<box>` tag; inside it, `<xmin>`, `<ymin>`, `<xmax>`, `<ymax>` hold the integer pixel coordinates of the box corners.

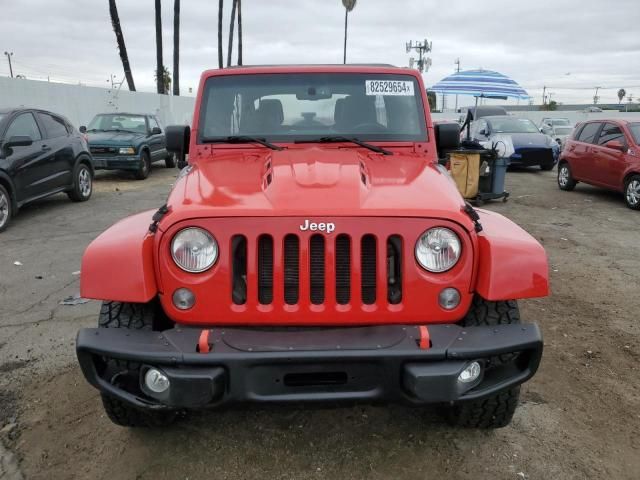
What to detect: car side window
<box><xmin>576</xmin><ymin>122</ymin><xmax>601</xmax><ymax>144</ymax></box>
<box><xmin>597</xmin><ymin>123</ymin><xmax>625</xmax><ymax>146</ymax></box>
<box><xmin>4</xmin><ymin>113</ymin><xmax>42</xmax><ymax>141</ymax></box>
<box><xmin>37</xmin><ymin>113</ymin><xmax>69</xmax><ymax>139</ymax></box>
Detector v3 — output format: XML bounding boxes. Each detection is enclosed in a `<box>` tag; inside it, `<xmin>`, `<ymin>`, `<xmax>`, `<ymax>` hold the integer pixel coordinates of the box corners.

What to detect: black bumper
<box><xmin>76</xmin><ymin>323</ymin><xmax>543</xmax><ymax>411</ymax></box>
<box><xmin>92</xmin><ymin>156</ymin><xmax>141</xmax><ymax>171</ymax></box>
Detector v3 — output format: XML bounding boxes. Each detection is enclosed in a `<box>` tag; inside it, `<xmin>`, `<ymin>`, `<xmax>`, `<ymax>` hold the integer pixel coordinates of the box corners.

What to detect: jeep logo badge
<box><xmin>300</xmin><ymin>219</ymin><xmax>336</xmax><ymax>234</ymax></box>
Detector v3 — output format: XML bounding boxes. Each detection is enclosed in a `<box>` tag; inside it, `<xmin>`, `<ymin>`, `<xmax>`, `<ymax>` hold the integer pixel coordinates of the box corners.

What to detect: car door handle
<box><xmin>42</xmin><ymin>145</ymin><xmax>51</xmax><ymax>152</ymax></box>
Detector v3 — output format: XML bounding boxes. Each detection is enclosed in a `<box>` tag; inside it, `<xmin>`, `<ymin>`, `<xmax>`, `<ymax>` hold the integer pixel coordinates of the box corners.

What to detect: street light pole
<box><xmin>454</xmin><ymin>58</ymin><xmax>461</xmax><ymax>112</ymax></box>
<box><xmin>3</xmin><ymin>51</ymin><xmax>14</xmax><ymax>78</ymax></box>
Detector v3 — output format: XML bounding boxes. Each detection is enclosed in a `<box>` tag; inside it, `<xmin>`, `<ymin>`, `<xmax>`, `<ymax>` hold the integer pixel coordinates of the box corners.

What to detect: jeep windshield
<box><xmin>87</xmin><ymin>114</ymin><xmax>147</xmax><ymax>134</ymax></box>
<box><xmin>198</xmin><ymin>73</ymin><xmax>427</xmax><ymax>143</ymax></box>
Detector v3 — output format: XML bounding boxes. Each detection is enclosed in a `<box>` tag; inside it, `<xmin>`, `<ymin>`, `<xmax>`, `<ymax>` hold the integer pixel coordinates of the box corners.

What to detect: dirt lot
<box><xmin>1</xmin><ymin>165</ymin><xmax>639</xmax><ymax>480</ymax></box>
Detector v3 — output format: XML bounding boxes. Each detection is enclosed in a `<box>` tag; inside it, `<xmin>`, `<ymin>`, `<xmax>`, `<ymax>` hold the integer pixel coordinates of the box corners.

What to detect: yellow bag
<box><xmin>449</xmin><ymin>153</ymin><xmax>480</xmax><ymax>199</ymax></box>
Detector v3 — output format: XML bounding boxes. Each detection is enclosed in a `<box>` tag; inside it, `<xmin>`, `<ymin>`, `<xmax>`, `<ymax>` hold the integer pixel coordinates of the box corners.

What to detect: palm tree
<box><xmin>217</xmin><ymin>0</ymin><xmax>224</xmax><ymax>68</ymax></box>
<box><xmin>108</xmin><ymin>0</ymin><xmax>135</xmax><ymax>91</ymax></box>
<box><xmin>227</xmin><ymin>0</ymin><xmax>238</xmax><ymax>67</ymax></box>
<box><xmin>618</xmin><ymin>88</ymin><xmax>626</xmax><ymax>104</ymax></box>
<box><xmin>155</xmin><ymin>0</ymin><xmax>164</xmax><ymax>94</ymax></box>
<box><xmin>342</xmin><ymin>0</ymin><xmax>357</xmax><ymax>64</ymax></box>
<box><xmin>237</xmin><ymin>0</ymin><xmax>242</xmax><ymax>65</ymax></box>
<box><xmin>173</xmin><ymin>0</ymin><xmax>180</xmax><ymax>95</ymax></box>
<box><xmin>155</xmin><ymin>66</ymin><xmax>171</xmax><ymax>94</ymax></box>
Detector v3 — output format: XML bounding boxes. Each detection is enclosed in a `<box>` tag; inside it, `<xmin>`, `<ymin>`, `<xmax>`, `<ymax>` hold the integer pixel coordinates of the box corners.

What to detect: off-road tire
<box><xmin>0</xmin><ymin>184</ymin><xmax>12</xmax><ymax>233</ymax></box>
<box><xmin>135</xmin><ymin>151</ymin><xmax>151</xmax><ymax>180</ymax></box>
<box><xmin>68</xmin><ymin>161</ymin><xmax>93</xmax><ymax>202</ymax></box>
<box><xmin>165</xmin><ymin>152</ymin><xmax>176</xmax><ymax>168</ymax></box>
<box><xmin>540</xmin><ymin>160</ymin><xmax>555</xmax><ymax>171</ymax></box>
<box><xmin>445</xmin><ymin>296</ymin><xmax>522</xmax><ymax>429</ymax></box>
<box><xmin>557</xmin><ymin>161</ymin><xmax>577</xmax><ymax>191</ymax></box>
<box><xmin>624</xmin><ymin>174</ymin><xmax>640</xmax><ymax>210</ymax></box>
<box><xmin>446</xmin><ymin>386</ymin><xmax>521</xmax><ymax>429</ymax></box>
<box><xmin>98</xmin><ymin>300</ymin><xmax>176</xmax><ymax>427</ymax></box>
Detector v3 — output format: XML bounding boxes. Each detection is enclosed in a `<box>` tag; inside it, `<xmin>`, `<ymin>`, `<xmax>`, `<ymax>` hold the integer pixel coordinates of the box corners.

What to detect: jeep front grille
<box><xmin>232</xmin><ymin>233</ymin><xmax>403</xmax><ymax>307</ymax></box>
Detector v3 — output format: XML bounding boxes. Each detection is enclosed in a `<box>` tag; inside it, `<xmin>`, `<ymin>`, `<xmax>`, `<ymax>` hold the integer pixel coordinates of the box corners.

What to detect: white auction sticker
<box><xmin>365</xmin><ymin>80</ymin><xmax>414</xmax><ymax>96</ymax></box>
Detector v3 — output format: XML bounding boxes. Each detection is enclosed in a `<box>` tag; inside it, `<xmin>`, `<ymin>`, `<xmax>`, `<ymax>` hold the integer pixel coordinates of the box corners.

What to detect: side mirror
<box><xmin>166</xmin><ymin>125</ymin><xmax>190</xmax><ymax>168</ymax></box>
<box><xmin>478</xmin><ymin>128</ymin><xmax>488</xmax><ymax>137</ymax></box>
<box><xmin>434</xmin><ymin>123</ymin><xmax>460</xmax><ymax>156</ymax></box>
<box><xmin>604</xmin><ymin>140</ymin><xmax>625</xmax><ymax>152</ymax></box>
<box><xmin>79</xmin><ymin>126</ymin><xmax>87</xmax><ymax>133</ymax></box>
<box><xmin>150</xmin><ymin>126</ymin><xmax>162</xmax><ymax>135</ymax></box>
<box><xmin>4</xmin><ymin>135</ymin><xmax>33</xmax><ymax>149</ymax></box>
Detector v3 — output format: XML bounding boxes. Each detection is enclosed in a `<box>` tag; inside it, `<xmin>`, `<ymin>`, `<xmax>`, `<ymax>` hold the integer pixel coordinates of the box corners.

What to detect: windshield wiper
<box><xmin>295</xmin><ymin>136</ymin><xmax>393</xmax><ymax>155</ymax></box>
<box><xmin>201</xmin><ymin>135</ymin><xmax>284</xmax><ymax>151</ymax></box>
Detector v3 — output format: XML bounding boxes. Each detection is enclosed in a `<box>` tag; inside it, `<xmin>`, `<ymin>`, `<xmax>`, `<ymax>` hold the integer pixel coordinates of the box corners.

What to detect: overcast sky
<box><xmin>1</xmin><ymin>0</ymin><xmax>639</xmax><ymax>106</ymax></box>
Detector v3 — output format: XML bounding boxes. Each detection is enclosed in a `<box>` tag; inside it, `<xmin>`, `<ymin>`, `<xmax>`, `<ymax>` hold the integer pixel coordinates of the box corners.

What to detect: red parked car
<box><xmin>558</xmin><ymin>119</ymin><xmax>640</xmax><ymax>209</ymax></box>
<box><xmin>75</xmin><ymin>65</ymin><xmax>549</xmax><ymax>429</ymax></box>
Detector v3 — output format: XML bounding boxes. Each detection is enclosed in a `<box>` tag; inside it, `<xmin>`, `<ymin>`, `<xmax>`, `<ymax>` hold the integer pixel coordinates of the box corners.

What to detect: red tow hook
<box><xmin>418</xmin><ymin>325</ymin><xmax>431</xmax><ymax>350</ymax></box>
<box><xmin>198</xmin><ymin>329</ymin><xmax>211</xmax><ymax>353</ymax></box>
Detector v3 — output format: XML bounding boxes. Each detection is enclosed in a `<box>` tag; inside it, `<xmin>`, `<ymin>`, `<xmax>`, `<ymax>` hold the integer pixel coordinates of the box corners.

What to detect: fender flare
<box><xmin>74</xmin><ymin>152</ymin><xmax>94</xmax><ymax>174</ymax></box>
<box><xmin>80</xmin><ymin>210</ymin><xmax>158</xmax><ymax>303</ymax></box>
<box><xmin>474</xmin><ymin>210</ymin><xmax>549</xmax><ymax>301</ymax></box>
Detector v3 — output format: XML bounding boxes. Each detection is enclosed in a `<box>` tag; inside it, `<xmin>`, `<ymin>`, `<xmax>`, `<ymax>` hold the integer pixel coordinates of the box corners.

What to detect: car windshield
<box><xmin>629</xmin><ymin>123</ymin><xmax>640</xmax><ymax>145</ymax></box>
<box><xmin>0</xmin><ymin>113</ymin><xmax>5</xmax><ymax>122</ymax></box>
<box><xmin>551</xmin><ymin>119</ymin><xmax>570</xmax><ymax>126</ymax></box>
<box><xmin>87</xmin><ymin>114</ymin><xmax>147</xmax><ymax>133</ymax></box>
<box><xmin>489</xmin><ymin>117</ymin><xmax>539</xmax><ymax>134</ymax></box>
<box><xmin>198</xmin><ymin>73</ymin><xmax>427</xmax><ymax>142</ymax></box>
<box><xmin>554</xmin><ymin>126</ymin><xmax>573</xmax><ymax>135</ymax></box>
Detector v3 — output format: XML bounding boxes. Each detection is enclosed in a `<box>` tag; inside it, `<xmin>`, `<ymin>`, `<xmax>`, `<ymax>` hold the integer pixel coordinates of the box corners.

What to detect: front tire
<box><xmin>68</xmin><ymin>162</ymin><xmax>93</xmax><ymax>202</ymax></box>
<box><xmin>98</xmin><ymin>301</ymin><xmax>177</xmax><ymax>427</ymax></box>
<box><xmin>165</xmin><ymin>152</ymin><xmax>176</xmax><ymax>168</ymax></box>
<box><xmin>624</xmin><ymin>174</ymin><xmax>640</xmax><ymax>210</ymax></box>
<box><xmin>445</xmin><ymin>297</ymin><xmax>522</xmax><ymax>429</ymax></box>
<box><xmin>0</xmin><ymin>184</ymin><xmax>12</xmax><ymax>232</ymax></box>
<box><xmin>557</xmin><ymin>162</ymin><xmax>577</xmax><ymax>191</ymax></box>
<box><xmin>135</xmin><ymin>151</ymin><xmax>151</xmax><ymax>180</ymax></box>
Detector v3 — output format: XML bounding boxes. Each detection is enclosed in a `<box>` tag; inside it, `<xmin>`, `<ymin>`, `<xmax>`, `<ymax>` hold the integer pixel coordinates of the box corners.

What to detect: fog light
<box><xmin>458</xmin><ymin>361</ymin><xmax>482</xmax><ymax>384</ymax></box>
<box><xmin>144</xmin><ymin>368</ymin><xmax>170</xmax><ymax>393</ymax></box>
<box><xmin>438</xmin><ymin>288</ymin><xmax>460</xmax><ymax>310</ymax></box>
<box><xmin>173</xmin><ymin>288</ymin><xmax>195</xmax><ymax>310</ymax></box>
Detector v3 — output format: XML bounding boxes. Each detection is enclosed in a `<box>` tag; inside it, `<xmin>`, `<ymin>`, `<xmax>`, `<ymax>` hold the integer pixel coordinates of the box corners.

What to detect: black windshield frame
<box><xmin>197</xmin><ymin>72</ymin><xmax>428</xmax><ymax>144</ymax></box>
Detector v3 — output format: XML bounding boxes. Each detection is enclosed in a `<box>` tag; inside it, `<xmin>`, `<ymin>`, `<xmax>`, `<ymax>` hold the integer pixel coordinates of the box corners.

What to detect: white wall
<box><xmin>432</xmin><ymin>110</ymin><xmax>640</xmax><ymax>125</ymax></box>
<box><xmin>0</xmin><ymin>77</ymin><xmax>195</xmax><ymax>128</ymax></box>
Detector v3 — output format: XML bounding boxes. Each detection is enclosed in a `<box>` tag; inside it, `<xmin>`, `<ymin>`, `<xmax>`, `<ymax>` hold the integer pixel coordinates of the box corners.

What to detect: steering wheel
<box><xmin>351</xmin><ymin>122</ymin><xmax>387</xmax><ymax>133</ymax></box>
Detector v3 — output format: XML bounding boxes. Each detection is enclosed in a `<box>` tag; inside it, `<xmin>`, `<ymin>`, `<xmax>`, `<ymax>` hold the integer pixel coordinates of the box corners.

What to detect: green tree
<box><xmin>173</xmin><ymin>0</ymin><xmax>180</xmax><ymax>95</ymax></box>
<box><xmin>108</xmin><ymin>0</ymin><xmax>135</xmax><ymax>91</ymax></box>
<box><xmin>155</xmin><ymin>0</ymin><xmax>164</xmax><ymax>94</ymax></box>
<box><xmin>155</xmin><ymin>66</ymin><xmax>171</xmax><ymax>94</ymax></box>
<box><xmin>617</xmin><ymin>88</ymin><xmax>626</xmax><ymax>104</ymax></box>
<box><xmin>342</xmin><ymin>0</ymin><xmax>357</xmax><ymax>63</ymax></box>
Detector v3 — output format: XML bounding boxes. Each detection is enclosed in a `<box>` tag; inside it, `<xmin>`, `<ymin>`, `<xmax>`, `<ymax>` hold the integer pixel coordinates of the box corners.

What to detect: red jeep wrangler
<box><xmin>76</xmin><ymin>65</ymin><xmax>549</xmax><ymax>429</ymax></box>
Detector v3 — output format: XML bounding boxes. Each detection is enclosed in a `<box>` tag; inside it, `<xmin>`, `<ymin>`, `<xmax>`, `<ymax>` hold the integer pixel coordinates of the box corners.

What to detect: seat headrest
<box><xmin>340</xmin><ymin>95</ymin><xmax>377</xmax><ymax>126</ymax></box>
<box><xmin>258</xmin><ymin>99</ymin><xmax>284</xmax><ymax>126</ymax></box>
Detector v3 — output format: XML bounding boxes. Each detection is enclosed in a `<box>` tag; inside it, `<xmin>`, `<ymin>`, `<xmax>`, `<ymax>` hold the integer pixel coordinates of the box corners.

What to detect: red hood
<box><xmin>162</xmin><ymin>147</ymin><xmax>470</xmax><ymax>229</ymax></box>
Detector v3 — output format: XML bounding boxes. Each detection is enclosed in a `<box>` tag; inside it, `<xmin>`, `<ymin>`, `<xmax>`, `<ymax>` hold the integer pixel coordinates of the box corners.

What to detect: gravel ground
<box><xmin>1</xmin><ymin>165</ymin><xmax>639</xmax><ymax>480</ymax></box>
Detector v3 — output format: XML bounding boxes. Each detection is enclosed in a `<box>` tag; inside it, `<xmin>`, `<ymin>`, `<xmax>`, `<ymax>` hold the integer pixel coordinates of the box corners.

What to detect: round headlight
<box><xmin>171</xmin><ymin>227</ymin><xmax>218</xmax><ymax>273</ymax></box>
<box><xmin>415</xmin><ymin>228</ymin><xmax>461</xmax><ymax>272</ymax></box>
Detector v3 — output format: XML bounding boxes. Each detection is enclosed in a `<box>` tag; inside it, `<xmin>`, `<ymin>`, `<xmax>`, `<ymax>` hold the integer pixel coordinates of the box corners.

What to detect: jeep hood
<box><xmin>163</xmin><ymin>148</ymin><xmax>469</xmax><ymax>226</ymax></box>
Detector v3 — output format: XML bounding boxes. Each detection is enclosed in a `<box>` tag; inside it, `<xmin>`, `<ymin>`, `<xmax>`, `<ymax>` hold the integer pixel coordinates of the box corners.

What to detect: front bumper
<box><xmin>509</xmin><ymin>148</ymin><xmax>558</xmax><ymax>167</ymax></box>
<box><xmin>76</xmin><ymin>323</ymin><xmax>543</xmax><ymax>411</ymax></box>
<box><xmin>92</xmin><ymin>155</ymin><xmax>141</xmax><ymax>171</ymax></box>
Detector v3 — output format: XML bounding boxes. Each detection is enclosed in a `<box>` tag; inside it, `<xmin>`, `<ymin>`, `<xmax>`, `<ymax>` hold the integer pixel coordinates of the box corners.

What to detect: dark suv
<box><xmin>81</xmin><ymin>113</ymin><xmax>175</xmax><ymax>180</ymax></box>
<box><xmin>0</xmin><ymin>108</ymin><xmax>94</xmax><ymax>232</ymax></box>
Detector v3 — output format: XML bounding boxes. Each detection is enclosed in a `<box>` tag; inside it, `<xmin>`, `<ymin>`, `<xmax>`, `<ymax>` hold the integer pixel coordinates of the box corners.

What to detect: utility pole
<box><xmin>454</xmin><ymin>57</ymin><xmax>461</xmax><ymax>112</ymax></box>
<box><xmin>405</xmin><ymin>39</ymin><xmax>432</xmax><ymax>73</ymax></box>
<box><xmin>593</xmin><ymin>86</ymin><xmax>601</xmax><ymax>105</ymax></box>
<box><xmin>3</xmin><ymin>51</ymin><xmax>14</xmax><ymax>78</ymax></box>
<box><xmin>542</xmin><ymin>86</ymin><xmax>547</xmax><ymax>105</ymax></box>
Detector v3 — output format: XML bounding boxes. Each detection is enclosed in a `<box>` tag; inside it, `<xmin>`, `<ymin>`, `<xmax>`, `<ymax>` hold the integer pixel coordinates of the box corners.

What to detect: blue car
<box><xmin>469</xmin><ymin>115</ymin><xmax>559</xmax><ymax>170</ymax></box>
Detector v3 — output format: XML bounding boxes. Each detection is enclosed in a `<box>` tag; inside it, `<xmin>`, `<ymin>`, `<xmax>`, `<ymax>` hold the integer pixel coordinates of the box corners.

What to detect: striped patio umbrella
<box><xmin>430</xmin><ymin>69</ymin><xmax>529</xmax><ymax>100</ymax></box>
